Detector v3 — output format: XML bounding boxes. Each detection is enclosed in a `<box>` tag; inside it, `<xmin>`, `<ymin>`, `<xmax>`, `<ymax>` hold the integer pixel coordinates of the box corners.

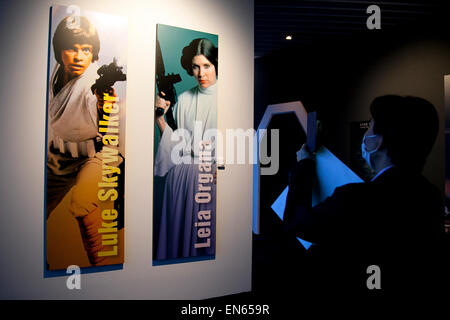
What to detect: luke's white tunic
<box><xmin>48</xmin><ymin>63</ymin><xmax>99</xmax><ymax>159</ymax></box>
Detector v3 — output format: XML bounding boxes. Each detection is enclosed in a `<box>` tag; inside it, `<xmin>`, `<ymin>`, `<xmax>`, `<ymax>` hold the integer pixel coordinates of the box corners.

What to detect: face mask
<box><xmin>361</xmin><ymin>135</ymin><xmax>379</xmax><ymax>169</ymax></box>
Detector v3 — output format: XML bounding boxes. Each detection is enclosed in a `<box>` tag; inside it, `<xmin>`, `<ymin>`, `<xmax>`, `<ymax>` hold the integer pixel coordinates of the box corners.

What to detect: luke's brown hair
<box><xmin>53</xmin><ymin>15</ymin><xmax>100</xmax><ymax>65</ymax></box>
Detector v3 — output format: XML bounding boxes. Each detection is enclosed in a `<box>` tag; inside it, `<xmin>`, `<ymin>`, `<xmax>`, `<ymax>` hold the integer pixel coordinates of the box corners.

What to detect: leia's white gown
<box><xmin>154</xmin><ymin>82</ymin><xmax>217</xmax><ymax>261</ymax></box>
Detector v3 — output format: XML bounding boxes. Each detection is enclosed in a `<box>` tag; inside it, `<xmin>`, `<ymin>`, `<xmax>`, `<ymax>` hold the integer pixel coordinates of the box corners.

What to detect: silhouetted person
<box><xmin>284</xmin><ymin>95</ymin><xmax>447</xmax><ymax>295</ymax></box>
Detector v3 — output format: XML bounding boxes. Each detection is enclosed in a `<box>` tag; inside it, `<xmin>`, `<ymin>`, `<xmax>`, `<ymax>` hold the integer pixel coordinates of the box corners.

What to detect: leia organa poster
<box><xmin>153</xmin><ymin>24</ymin><xmax>218</xmax><ymax>265</ymax></box>
<box><xmin>44</xmin><ymin>5</ymin><xmax>127</xmax><ymax>275</ymax></box>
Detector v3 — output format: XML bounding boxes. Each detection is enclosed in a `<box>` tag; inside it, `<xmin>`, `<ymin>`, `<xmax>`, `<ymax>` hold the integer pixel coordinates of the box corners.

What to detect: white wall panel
<box><xmin>0</xmin><ymin>0</ymin><xmax>254</xmax><ymax>299</ymax></box>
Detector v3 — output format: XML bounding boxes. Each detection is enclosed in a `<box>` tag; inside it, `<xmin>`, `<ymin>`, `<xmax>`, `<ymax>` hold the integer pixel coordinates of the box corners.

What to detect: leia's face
<box><xmin>61</xmin><ymin>43</ymin><xmax>93</xmax><ymax>78</ymax></box>
<box><xmin>192</xmin><ymin>54</ymin><xmax>217</xmax><ymax>88</ymax></box>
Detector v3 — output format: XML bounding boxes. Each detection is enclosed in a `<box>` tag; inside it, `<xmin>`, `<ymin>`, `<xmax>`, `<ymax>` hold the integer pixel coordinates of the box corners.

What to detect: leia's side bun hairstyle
<box><xmin>181</xmin><ymin>38</ymin><xmax>218</xmax><ymax>76</ymax></box>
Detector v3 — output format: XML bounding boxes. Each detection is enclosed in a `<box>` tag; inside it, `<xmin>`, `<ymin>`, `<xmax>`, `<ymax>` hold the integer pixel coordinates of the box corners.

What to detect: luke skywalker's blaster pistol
<box><xmin>91</xmin><ymin>57</ymin><xmax>127</xmax><ymax>95</ymax></box>
<box><xmin>91</xmin><ymin>58</ymin><xmax>126</xmax><ymax>152</ymax></box>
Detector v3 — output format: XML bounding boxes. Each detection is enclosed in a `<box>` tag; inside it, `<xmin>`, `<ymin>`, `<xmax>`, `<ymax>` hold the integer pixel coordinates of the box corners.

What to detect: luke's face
<box><xmin>192</xmin><ymin>54</ymin><xmax>217</xmax><ymax>88</ymax></box>
<box><xmin>61</xmin><ymin>43</ymin><xmax>93</xmax><ymax>78</ymax></box>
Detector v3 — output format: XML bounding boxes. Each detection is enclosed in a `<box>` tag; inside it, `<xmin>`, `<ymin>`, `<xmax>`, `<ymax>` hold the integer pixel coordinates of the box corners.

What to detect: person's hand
<box><xmin>95</xmin><ymin>88</ymin><xmax>116</xmax><ymax>112</ymax></box>
<box><xmin>155</xmin><ymin>91</ymin><xmax>171</xmax><ymax>119</ymax></box>
<box><xmin>296</xmin><ymin>143</ymin><xmax>314</xmax><ymax>162</ymax></box>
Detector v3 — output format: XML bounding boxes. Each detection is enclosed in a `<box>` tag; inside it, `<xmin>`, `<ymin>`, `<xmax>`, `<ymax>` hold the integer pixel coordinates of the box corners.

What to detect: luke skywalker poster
<box><xmin>44</xmin><ymin>5</ymin><xmax>127</xmax><ymax>274</ymax></box>
<box><xmin>153</xmin><ymin>24</ymin><xmax>218</xmax><ymax>265</ymax></box>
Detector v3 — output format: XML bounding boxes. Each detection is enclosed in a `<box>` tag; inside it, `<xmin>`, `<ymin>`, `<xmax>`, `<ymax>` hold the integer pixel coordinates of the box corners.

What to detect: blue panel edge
<box><xmin>271</xmin><ymin>186</ymin><xmax>314</xmax><ymax>250</ymax></box>
<box><xmin>44</xmin><ymin>264</ymin><xmax>123</xmax><ymax>278</ymax></box>
<box><xmin>153</xmin><ymin>255</ymin><xmax>215</xmax><ymax>266</ymax></box>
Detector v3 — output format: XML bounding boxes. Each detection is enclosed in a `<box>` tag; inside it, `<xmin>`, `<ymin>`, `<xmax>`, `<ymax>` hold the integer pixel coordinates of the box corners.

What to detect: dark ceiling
<box><xmin>254</xmin><ymin>0</ymin><xmax>448</xmax><ymax>58</ymax></box>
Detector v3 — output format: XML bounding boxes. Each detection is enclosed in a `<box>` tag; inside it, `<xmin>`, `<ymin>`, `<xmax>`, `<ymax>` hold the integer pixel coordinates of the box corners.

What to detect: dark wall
<box><xmin>255</xmin><ymin>16</ymin><xmax>450</xmax><ymax>192</ymax></box>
